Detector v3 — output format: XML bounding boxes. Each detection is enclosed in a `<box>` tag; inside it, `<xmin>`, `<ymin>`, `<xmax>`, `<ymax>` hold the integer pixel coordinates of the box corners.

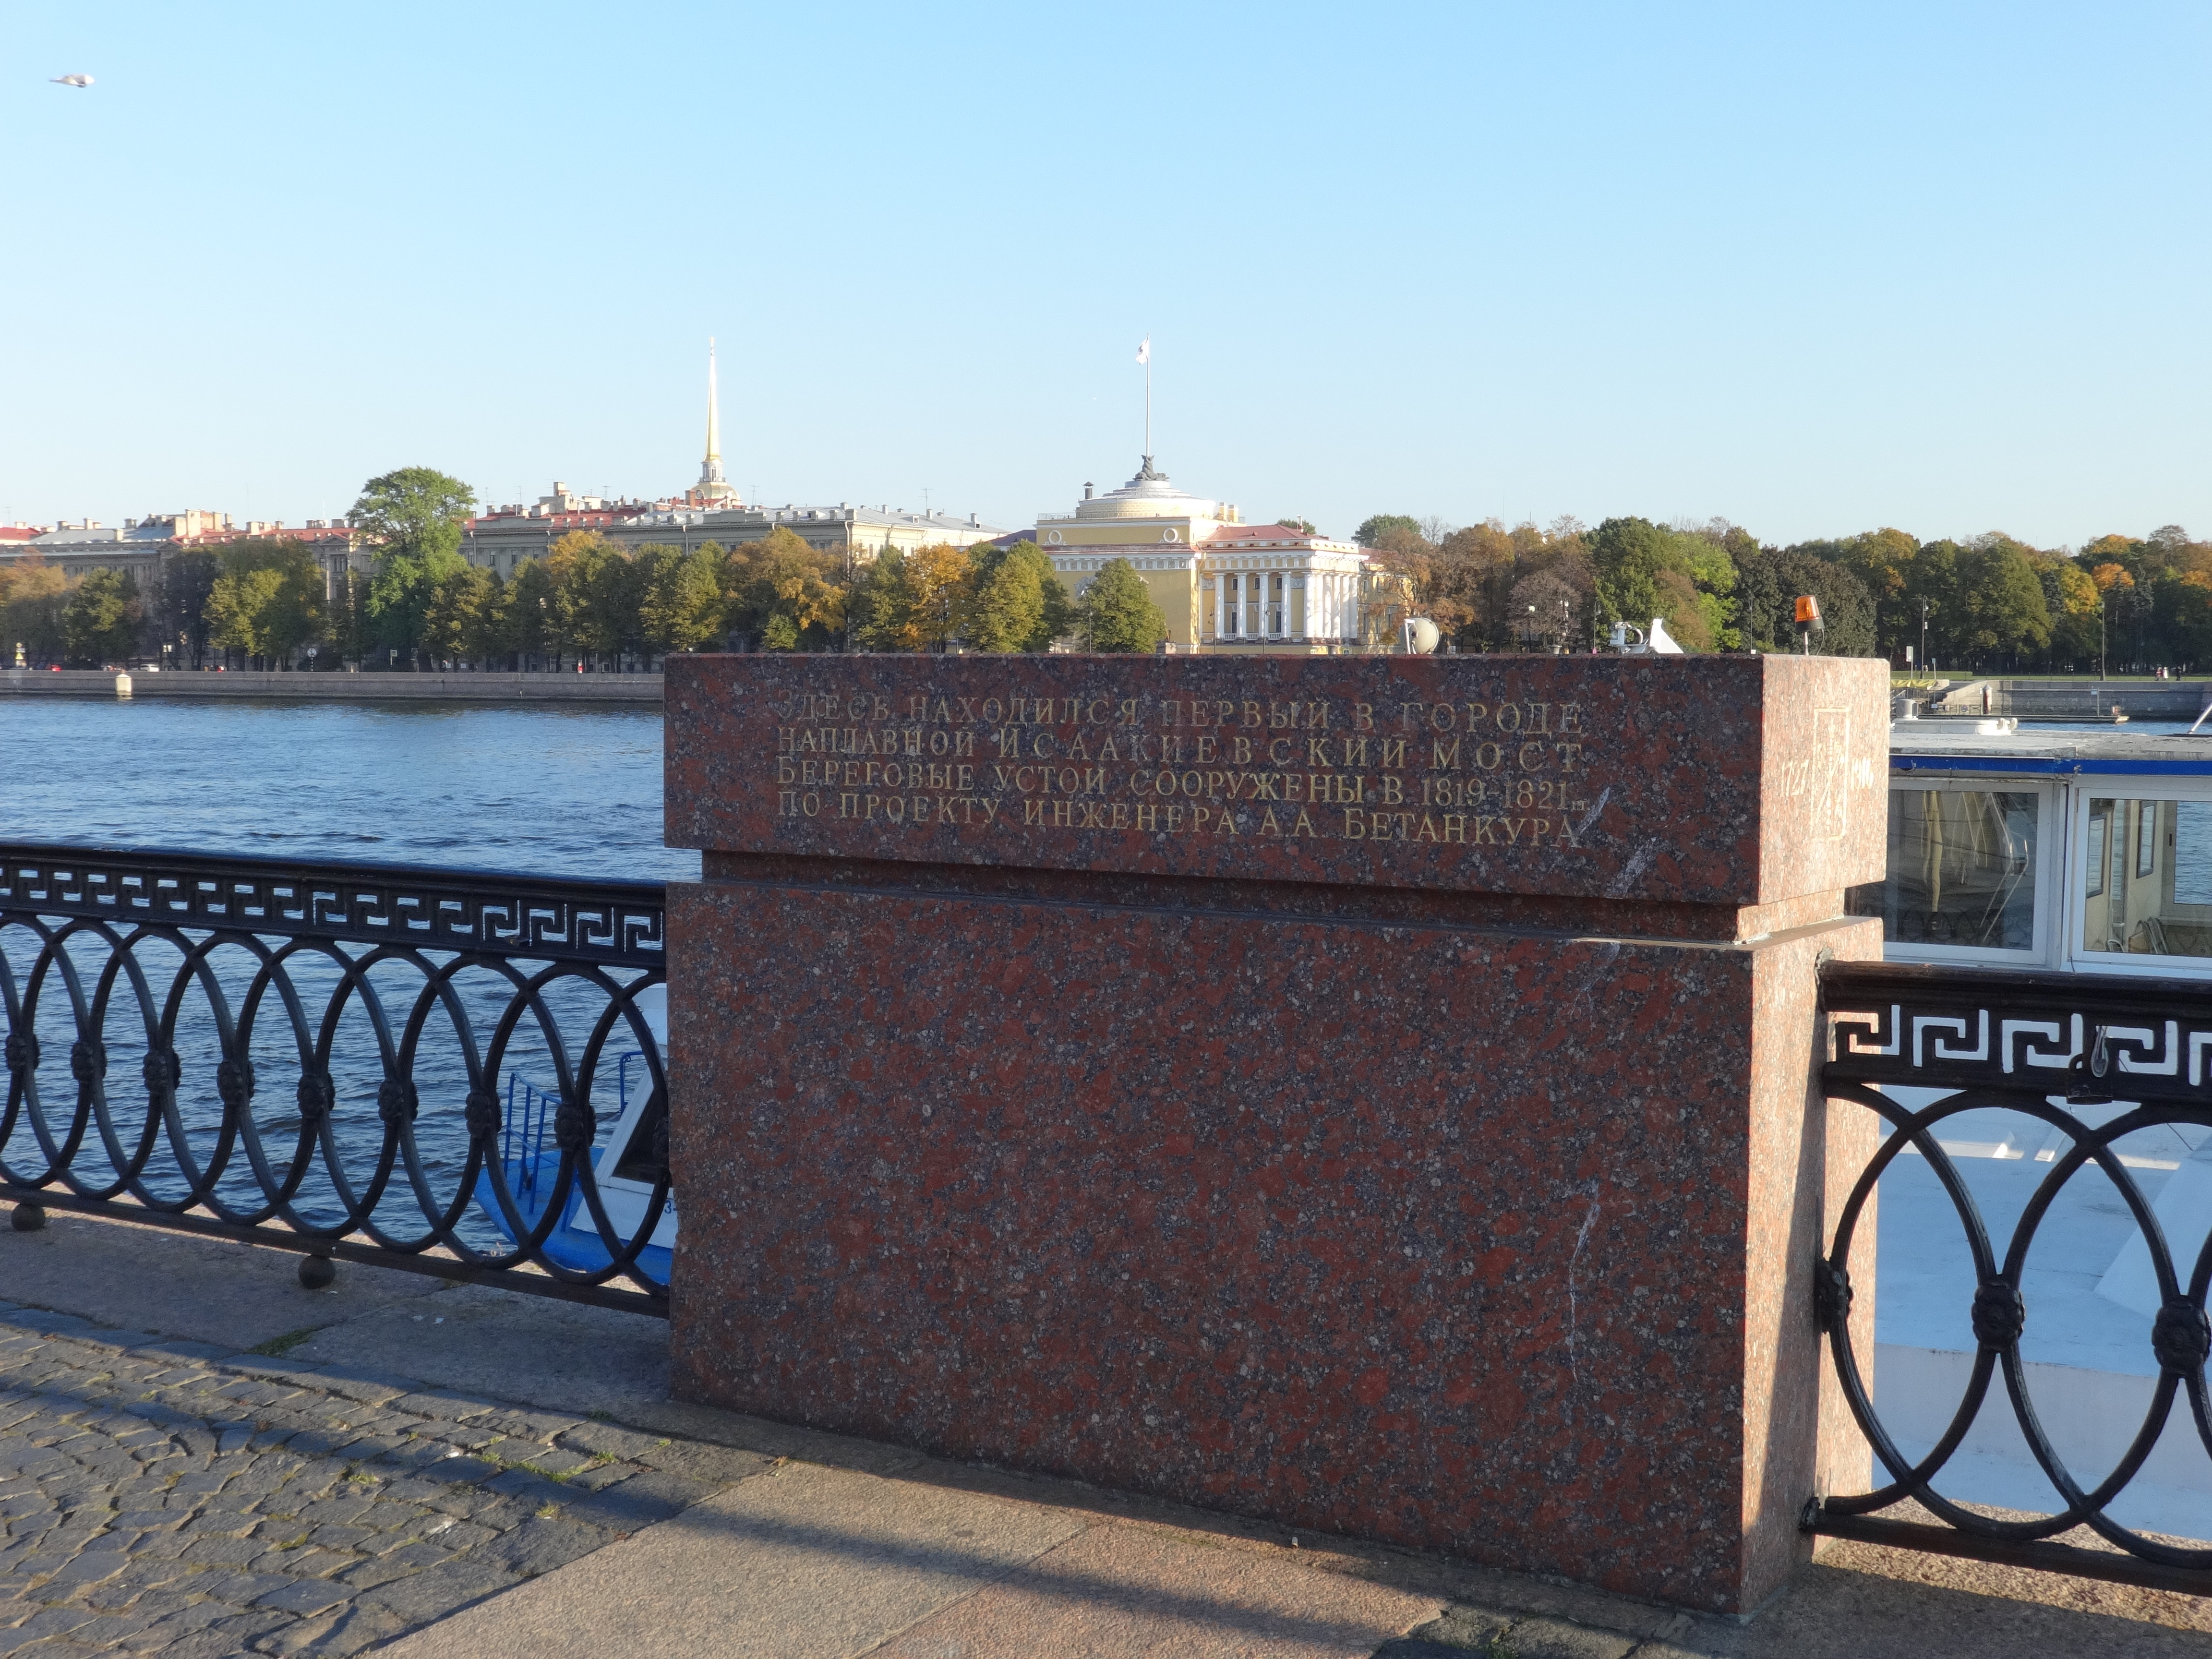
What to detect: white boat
<box><xmin>1855</xmin><ymin>720</ymin><xmax>2212</xmax><ymax>1538</ymax></box>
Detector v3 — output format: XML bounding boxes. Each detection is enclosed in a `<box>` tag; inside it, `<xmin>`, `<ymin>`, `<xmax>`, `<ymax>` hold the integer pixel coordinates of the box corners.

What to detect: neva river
<box><xmin>0</xmin><ymin>699</ymin><xmax>695</xmax><ymax>1254</ymax></box>
<box><xmin>0</xmin><ymin>699</ymin><xmax>697</xmax><ymax>881</ymax></box>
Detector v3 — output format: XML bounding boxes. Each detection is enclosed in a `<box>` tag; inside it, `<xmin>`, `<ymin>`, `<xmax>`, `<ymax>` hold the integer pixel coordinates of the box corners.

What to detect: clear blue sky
<box><xmin>2</xmin><ymin>2</ymin><xmax>2205</xmax><ymax>551</ymax></box>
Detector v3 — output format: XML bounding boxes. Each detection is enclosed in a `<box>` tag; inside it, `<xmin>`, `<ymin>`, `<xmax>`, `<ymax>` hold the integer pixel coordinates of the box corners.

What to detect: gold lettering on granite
<box><xmin>761</xmin><ymin>679</ymin><xmax>1606</xmax><ymax>852</ymax></box>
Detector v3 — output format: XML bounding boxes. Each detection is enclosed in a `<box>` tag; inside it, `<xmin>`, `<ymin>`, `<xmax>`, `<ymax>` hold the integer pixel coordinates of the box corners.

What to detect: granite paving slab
<box><xmin>0</xmin><ymin>1313</ymin><xmax>751</xmax><ymax>1658</ymax></box>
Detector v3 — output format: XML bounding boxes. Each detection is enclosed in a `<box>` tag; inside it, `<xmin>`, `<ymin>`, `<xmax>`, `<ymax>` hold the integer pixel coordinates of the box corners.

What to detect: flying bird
<box><xmin>50</xmin><ymin>74</ymin><xmax>92</xmax><ymax>88</ymax></box>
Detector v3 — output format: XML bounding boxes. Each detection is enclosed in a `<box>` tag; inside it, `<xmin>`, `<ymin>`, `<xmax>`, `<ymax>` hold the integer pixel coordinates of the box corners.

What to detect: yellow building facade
<box><xmin>1035</xmin><ymin>460</ymin><xmax>1380</xmax><ymax>652</ymax></box>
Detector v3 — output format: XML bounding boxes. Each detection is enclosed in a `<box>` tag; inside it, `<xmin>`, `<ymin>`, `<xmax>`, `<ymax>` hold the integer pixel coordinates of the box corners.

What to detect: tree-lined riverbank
<box><xmin>0</xmin><ymin>669</ymin><xmax>661</xmax><ymax>702</ymax></box>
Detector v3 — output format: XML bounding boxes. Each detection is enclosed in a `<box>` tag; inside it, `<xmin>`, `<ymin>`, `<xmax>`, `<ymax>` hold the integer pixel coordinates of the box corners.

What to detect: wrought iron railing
<box><xmin>1813</xmin><ymin>959</ymin><xmax>2212</xmax><ymax>1592</ymax></box>
<box><xmin>0</xmin><ymin>844</ymin><xmax>670</xmax><ymax>1313</ymax></box>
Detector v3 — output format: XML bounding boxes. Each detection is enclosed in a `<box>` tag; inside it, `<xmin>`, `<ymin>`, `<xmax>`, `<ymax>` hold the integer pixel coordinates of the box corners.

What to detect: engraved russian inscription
<box><xmin>763</xmin><ymin>681</ymin><xmax>1603</xmax><ymax>854</ymax></box>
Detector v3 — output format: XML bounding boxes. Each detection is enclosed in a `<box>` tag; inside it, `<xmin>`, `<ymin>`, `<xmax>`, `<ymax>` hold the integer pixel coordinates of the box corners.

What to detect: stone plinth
<box><xmin>663</xmin><ymin>654</ymin><xmax>1887</xmax><ymax>1612</ymax></box>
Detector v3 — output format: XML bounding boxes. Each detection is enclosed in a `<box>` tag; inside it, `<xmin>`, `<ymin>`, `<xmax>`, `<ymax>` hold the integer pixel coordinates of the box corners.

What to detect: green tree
<box><xmin>324</xmin><ymin>566</ymin><xmax>372</xmax><ymax>668</ymax></box>
<box><xmin>965</xmin><ymin>541</ymin><xmax>1048</xmax><ymax>652</ymax></box>
<box><xmin>351</xmin><ymin>467</ymin><xmax>475</xmax><ymax>667</ymax></box>
<box><xmin>638</xmin><ymin>542</ymin><xmax>726</xmax><ymax>657</ymax></box>
<box><xmin>467</xmin><ymin>570</ymin><xmax>516</xmax><ymax>665</ymax></box>
<box><xmin>550</xmin><ymin>531</ymin><xmax>645</xmax><ymax>664</ymax></box>
<box><xmin>1732</xmin><ymin>548</ymin><xmax>1876</xmax><ymax>655</ymax></box>
<box><xmin>1821</xmin><ymin>528</ymin><xmax>1922</xmax><ymax>655</ymax></box>
<box><xmin>1949</xmin><ymin>537</ymin><xmax>2052</xmax><ymax>666</ymax></box>
<box><xmin>62</xmin><ymin>570</ymin><xmax>141</xmax><ymax>665</ymax></box>
<box><xmin>1036</xmin><ymin>567</ymin><xmax>1075</xmax><ymax>649</ymax></box>
<box><xmin>201</xmin><ymin>539</ymin><xmax>325</xmax><ymax>667</ymax></box>
<box><xmin>1354</xmin><ymin>514</ymin><xmax>1422</xmax><ymax>548</ymax></box>
<box><xmin>422</xmin><ymin>563</ymin><xmax>494</xmax><ymax>666</ymax></box>
<box><xmin>1078</xmin><ymin>558</ymin><xmax>1167</xmax><ymax>652</ymax></box>
<box><xmin>510</xmin><ymin>557</ymin><xmax>559</xmax><ymax>667</ymax></box>
<box><xmin>847</xmin><ymin>546</ymin><xmax>912</xmax><ymax>651</ymax></box>
<box><xmin>204</xmin><ymin>568</ymin><xmax>283</xmax><ymax>665</ymax></box>
<box><xmin>1588</xmin><ymin>517</ymin><xmax>1736</xmax><ymax>650</ymax></box>
<box><xmin>153</xmin><ymin>549</ymin><xmax>219</xmax><ymax>668</ymax></box>
<box><xmin>233</xmin><ymin>539</ymin><xmax>325</xmax><ymax>662</ymax></box>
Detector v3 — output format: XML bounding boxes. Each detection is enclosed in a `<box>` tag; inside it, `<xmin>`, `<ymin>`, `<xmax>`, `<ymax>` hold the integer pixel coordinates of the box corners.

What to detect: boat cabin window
<box><xmin>2079</xmin><ymin>796</ymin><xmax>2212</xmax><ymax>960</ymax></box>
<box><xmin>1848</xmin><ymin>786</ymin><xmax>2042</xmax><ymax>956</ymax></box>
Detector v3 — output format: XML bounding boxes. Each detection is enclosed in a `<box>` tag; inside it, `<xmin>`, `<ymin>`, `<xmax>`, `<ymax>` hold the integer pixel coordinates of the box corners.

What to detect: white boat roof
<box><xmin>1891</xmin><ymin>725</ymin><xmax>2212</xmax><ymax>777</ymax></box>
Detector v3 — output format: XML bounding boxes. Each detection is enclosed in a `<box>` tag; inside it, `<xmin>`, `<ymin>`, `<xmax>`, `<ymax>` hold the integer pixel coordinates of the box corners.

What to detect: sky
<box><xmin>0</xmin><ymin>1</ymin><xmax>2206</xmax><ymax>551</ymax></box>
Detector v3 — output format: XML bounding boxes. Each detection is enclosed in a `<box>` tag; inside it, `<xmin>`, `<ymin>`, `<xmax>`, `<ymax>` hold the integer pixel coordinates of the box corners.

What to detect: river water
<box><xmin>0</xmin><ymin>699</ymin><xmax>696</xmax><ymax>881</ymax></box>
<box><xmin>0</xmin><ymin>699</ymin><xmax>694</xmax><ymax>1255</ymax></box>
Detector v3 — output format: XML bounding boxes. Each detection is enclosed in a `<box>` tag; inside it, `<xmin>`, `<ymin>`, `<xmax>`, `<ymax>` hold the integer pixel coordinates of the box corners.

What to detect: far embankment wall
<box><xmin>0</xmin><ymin>670</ymin><xmax>661</xmax><ymax>704</ymax></box>
<box><xmin>1929</xmin><ymin>678</ymin><xmax>2210</xmax><ymax>720</ymax></box>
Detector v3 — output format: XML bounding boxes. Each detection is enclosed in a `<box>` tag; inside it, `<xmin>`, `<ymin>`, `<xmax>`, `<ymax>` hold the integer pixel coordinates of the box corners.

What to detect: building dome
<box><xmin>1074</xmin><ymin>457</ymin><xmax>1220</xmax><ymax>521</ymax></box>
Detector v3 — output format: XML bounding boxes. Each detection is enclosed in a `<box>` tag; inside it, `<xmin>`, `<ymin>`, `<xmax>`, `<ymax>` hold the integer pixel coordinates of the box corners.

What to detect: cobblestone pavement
<box><xmin>0</xmin><ymin>1310</ymin><xmax>767</xmax><ymax>1658</ymax></box>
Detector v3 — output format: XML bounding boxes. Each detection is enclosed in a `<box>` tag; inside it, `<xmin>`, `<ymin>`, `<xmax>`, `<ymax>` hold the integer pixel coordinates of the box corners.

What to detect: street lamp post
<box><xmin>1919</xmin><ymin>599</ymin><xmax>1933</xmax><ymax>681</ymax></box>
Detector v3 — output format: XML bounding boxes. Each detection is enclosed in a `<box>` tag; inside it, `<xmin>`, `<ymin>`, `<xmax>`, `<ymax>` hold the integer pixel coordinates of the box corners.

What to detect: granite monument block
<box><xmin>662</xmin><ymin>653</ymin><xmax>1886</xmax><ymax>1611</ymax></box>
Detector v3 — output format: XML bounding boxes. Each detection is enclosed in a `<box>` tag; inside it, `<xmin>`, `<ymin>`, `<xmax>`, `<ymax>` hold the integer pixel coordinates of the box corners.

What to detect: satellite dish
<box><xmin>50</xmin><ymin>74</ymin><xmax>92</xmax><ymax>88</ymax></box>
<box><xmin>1404</xmin><ymin>617</ymin><xmax>1441</xmax><ymax>654</ymax></box>
<box><xmin>1647</xmin><ymin>617</ymin><xmax>1685</xmax><ymax>655</ymax></box>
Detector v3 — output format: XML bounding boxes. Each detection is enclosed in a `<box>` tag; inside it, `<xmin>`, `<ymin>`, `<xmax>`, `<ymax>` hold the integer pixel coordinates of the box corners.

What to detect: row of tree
<box><xmin>14</xmin><ymin>461</ymin><xmax>2199</xmax><ymax>672</ymax></box>
<box><xmin>1</xmin><ymin>466</ymin><xmax>1174</xmax><ymax>669</ymax></box>
<box><xmin>1354</xmin><ymin>513</ymin><xmax>2212</xmax><ymax>671</ymax></box>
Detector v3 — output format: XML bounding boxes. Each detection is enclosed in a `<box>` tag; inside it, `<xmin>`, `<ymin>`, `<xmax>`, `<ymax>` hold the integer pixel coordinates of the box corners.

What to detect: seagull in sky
<box><xmin>50</xmin><ymin>74</ymin><xmax>92</xmax><ymax>88</ymax></box>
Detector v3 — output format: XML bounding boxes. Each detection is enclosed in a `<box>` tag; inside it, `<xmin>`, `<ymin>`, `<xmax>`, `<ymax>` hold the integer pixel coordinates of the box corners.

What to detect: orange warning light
<box><xmin>1794</xmin><ymin>595</ymin><xmax>1822</xmax><ymax>625</ymax></box>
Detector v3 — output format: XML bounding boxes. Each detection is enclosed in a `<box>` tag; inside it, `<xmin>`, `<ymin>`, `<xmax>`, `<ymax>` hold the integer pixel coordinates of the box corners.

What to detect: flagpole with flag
<box><xmin>1136</xmin><ymin>336</ymin><xmax>1151</xmax><ymax>468</ymax></box>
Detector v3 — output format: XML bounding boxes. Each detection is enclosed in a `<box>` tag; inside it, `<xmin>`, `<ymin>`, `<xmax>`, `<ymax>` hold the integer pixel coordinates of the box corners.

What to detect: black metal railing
<box><xmin>1812</xmin><ymin>959</ymin><xmax>2212</xmax><ymax>1592</ymax></box>
<box><xmin>0</xmin><ymin>844</ymin><xmax>670</xmax><ymax>1314</ymax></box>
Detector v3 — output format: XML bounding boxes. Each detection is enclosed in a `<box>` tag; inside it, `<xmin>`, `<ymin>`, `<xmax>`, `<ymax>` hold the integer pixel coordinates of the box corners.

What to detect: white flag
<box><xmin>1136</xmin><ymin>337</ymin><xmax>1150</xmax><ymax>365</ymax></box>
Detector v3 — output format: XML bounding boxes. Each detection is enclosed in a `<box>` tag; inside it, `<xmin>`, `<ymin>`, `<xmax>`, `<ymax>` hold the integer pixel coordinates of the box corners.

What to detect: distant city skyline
<box><xmin>1</xmin><ymin>2</ymin><xmax>2206</xmax><ymax>552</ymax></box>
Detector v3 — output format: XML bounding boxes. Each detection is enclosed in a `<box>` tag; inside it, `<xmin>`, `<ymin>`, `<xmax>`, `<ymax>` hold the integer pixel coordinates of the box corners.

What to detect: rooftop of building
<box><xmin>1202</xmin><ymin>522</ymin><xmax>1358</xmax><ymax>549</ymax></box>
<box><xmin>613</xmin><ymin>503</ymin><xmax>1008</xmax><ymax>537</ymax></box>
<box><xmin>1043</xmin><ymin>458</ymin><xmax>1238</xmax><ymax>526</ymax></box>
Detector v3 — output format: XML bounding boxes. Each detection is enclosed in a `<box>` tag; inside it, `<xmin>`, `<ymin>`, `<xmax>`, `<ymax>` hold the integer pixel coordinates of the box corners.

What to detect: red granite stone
<box><xmin>666</xmin><ymin>654</ymin><xmax>1886</xmax><ymax>906</ymax></box>
<box><xmin>662</xmin><ymin>653</ymin><xmax>1887</xmax><ymax>1612</ymax></box>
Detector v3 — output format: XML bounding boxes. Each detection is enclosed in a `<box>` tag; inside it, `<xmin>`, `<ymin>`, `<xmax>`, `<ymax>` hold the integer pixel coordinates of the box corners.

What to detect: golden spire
<box><xmin>696</xmin><ymin>338</ymin><xmax>738</xmax><ymax>503</ymax></box>
<box><xmin>706</xmin><ymin>337</ymin><xmax>721</xmax><ymax>465</ymax></box>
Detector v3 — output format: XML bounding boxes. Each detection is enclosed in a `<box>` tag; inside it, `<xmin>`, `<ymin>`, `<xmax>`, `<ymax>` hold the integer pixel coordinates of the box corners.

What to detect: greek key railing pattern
<box><xmin>1813</xmin><ymin>959</ymin><xmax>2212</xmax><ymax>1591</ymax></box>
<box><xmin>0</xmin><ymin>846</ymin><xmax>665</xmax><ymax>967</ymax></box>
<box><xmin>0</xmin><ymin>843</ymin><xmax>669</xmax><ymax>1313</ymax></box>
